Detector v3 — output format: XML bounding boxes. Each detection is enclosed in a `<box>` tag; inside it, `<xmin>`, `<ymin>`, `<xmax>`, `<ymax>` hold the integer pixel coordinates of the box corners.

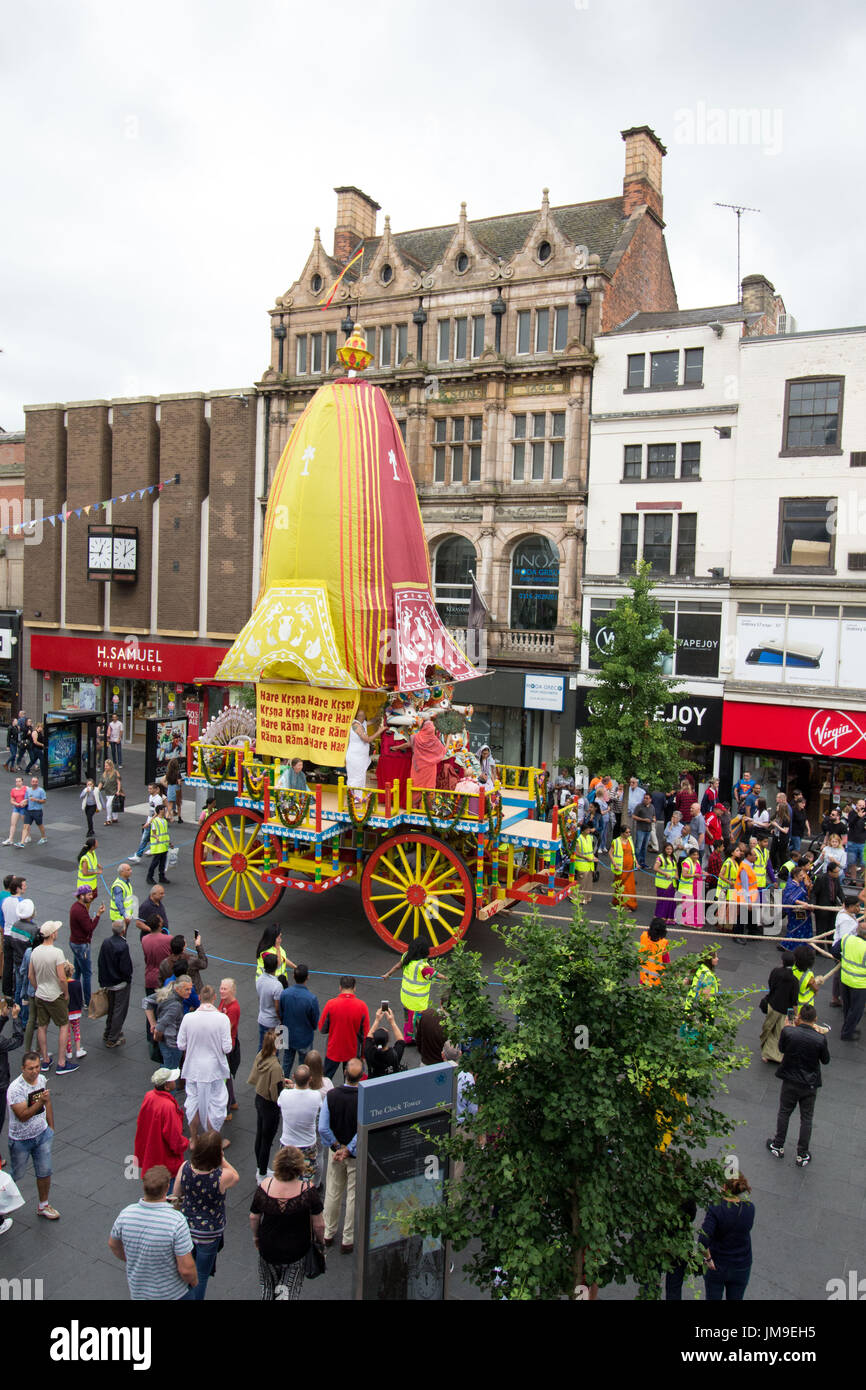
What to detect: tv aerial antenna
<box><xmin>714</xmin><ymin>202</ymin><xmax>761</xmax><ymax>302</ymax></box>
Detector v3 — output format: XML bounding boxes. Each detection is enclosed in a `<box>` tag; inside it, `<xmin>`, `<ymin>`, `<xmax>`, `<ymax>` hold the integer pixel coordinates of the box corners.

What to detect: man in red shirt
<box><xmin>319</xmin><ymin>977</ymin><xmax>370</xmax><ymax>1081</ymax></box>
<box><xmin>69</xmin><ymin>887</ymin><xmax>105</xmax><ymax>1009</ymax></box>
<box><xmin>218</xmin><ymin>977</ymin><xmax>241</xmax><ymax>1115</ymax></box>
<box><xmin>133</xmin><ymin>1067</ymin><xmax>189</xmax><ymax>1178</ymax></box>
<box><xmin>140</xmin><ymin>911</ymin><xmax>172</xmax><ymax>1050</ymax></box>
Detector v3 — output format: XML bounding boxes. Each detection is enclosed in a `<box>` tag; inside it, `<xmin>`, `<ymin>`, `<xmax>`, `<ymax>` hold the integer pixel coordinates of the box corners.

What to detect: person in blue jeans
<box><xmin>631</xmin><ymin>792</ymin><xmax>655</xmax><ymax>870</ymax></box>
<box><xmin>278</xmin><ymin>964</ymin><xmax>320</xmax><ymax>1077</ymax></box>
<box><xmin>699</xmin><ymin>1174</ymin><xmax>755</xmax><ymax>1300</ymax></box>
<box><xmin>172</xmin><ymin>1131</ymin><xmax>239</xmax><ymax>1301</ymax></box>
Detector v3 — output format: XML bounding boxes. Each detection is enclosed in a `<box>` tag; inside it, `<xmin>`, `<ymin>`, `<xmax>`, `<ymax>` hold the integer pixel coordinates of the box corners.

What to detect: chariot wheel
<box><xmin>194</xmin><ymin>806</ymin><xmax>284</xmax><ymax>921</ymax></box>
<box><xmin>361</xmin><ymin>832</ymin><xmax>474</xmax><ymax>956</ymax></box>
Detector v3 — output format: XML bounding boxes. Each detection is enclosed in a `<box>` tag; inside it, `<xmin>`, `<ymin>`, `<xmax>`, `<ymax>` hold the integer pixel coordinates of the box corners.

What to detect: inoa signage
<box><xmin>575</xmin><ymin>688</ymin><xmax>723</xmax><ymax>743</ymax></box>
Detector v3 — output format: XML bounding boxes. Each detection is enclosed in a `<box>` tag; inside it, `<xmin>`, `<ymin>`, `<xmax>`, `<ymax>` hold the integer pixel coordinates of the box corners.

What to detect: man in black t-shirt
<box><xmin>767</xmin><ymin>1005</ymin><xmax>830</xmax><ymax>1167</ymax></box>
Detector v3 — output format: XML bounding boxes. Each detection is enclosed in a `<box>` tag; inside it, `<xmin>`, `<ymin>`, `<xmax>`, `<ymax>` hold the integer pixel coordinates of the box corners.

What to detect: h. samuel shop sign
<box><xmin>30</xmin><ymin>635</ymin><xmax>229</xmax><ymax>684</ymax></box>
<box><xmin>722</xmin><ymin>701</ymin><xmax>866</xmax><ymax>759</ymax></box>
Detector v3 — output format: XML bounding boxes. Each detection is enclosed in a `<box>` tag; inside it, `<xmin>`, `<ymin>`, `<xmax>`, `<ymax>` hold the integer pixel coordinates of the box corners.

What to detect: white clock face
<box><xmin>113</xmin><ymin>537</ymin><xmax>137</xmax><ymax>571</ymax></box>
<box><xmin>88</xmin><ymin>536</ymin><xmax>112</xmax><ymax>569</ymax></box>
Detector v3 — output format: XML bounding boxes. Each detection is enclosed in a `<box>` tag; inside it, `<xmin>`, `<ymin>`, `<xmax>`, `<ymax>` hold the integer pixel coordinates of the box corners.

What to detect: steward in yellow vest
<box><xmin>76</xmin><ymin>839</ymin><xmax>101</xmax><ymax>893</ymax></box>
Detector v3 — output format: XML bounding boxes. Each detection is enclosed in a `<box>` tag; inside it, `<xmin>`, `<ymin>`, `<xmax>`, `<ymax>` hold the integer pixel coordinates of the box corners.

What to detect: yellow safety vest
<box><xmin>716</xmin><ymin>857</ymin><xmax>739</xmax><ymax>901</ymax></box>
<box><xmin>840</xmin><ymin>933</ymin><xmax>866</xmax><ymax>990</ymax></box>
<box><xmin>110</xmin><ymin>876</ymin><xmax>135</xmax><ymax>923</ymax></box>
<box><xmin>575</xmin><ymin>833</ymin><xmax>594</xmax><ymax>874</ymax></box>
<box><xmin>400</xmin><ymin>958</ymin><xmax>432</xmax><ymax>1012</ymax></box>
<box><xmin>753</xmin><ymin>845</ymin><xmax>769</xmax><ymax>890</ymax></box>
<box><xmin>678</xmin><ymin>859</ymin><xmax>696</xmax><ymax>894</ymax></box>
<box><xmin>685</xmin><ymin>965</ymin><xmax>718</xmax><ymax>1012</ymax></box>
<box><xmin>792</xmin><ymin>966</ymin><xmax>815</xmax><ymax>1008</ymax></box>
<box><xmin>609</xmin><ymin>839</ymin><xmax>627</xmax><ymax>874</ymax></box>
<box><xmin>77</xmin><ymin>850</ymin><xmax>98</xmax><ymax>893</ymax></box>
<box><xmin>255</xmin><ymin>946</ymin><xmax>291</xmax><ymax>979</ymax></box>
<box><xmin>148</xmin><ymin>817</ymin><xmax>170</xmax><ymax>856</ymax></box>
<box><xmin>654</xmin><ymin>859</ymin><xmax>677</xmax><ymax>889</ymax></box>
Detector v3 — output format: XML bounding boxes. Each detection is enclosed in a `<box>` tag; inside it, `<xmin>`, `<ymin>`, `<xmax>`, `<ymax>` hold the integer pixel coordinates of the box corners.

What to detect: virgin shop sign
<box><xmin>30</xmin><ymin>634</ymin><xmax>229</xmax><ymax>684</ymax></box>
<box><xmin>722</xmin><ymin>701</ymin><xmax>866</xmax><ymax>759</ymax></box>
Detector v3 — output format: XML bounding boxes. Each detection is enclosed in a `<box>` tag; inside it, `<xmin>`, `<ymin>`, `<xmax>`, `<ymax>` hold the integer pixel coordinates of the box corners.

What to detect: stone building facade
<box><xmin>258</xmin><ymin>125</ymin><xmax>678</xmax><ymax>764</ymax></box>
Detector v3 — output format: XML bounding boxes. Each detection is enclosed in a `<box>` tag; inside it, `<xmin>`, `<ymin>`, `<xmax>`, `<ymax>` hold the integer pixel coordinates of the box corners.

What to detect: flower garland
<box><xmin>346</xmin><ymin>791</ymin><xmax>377</xmax><ymax>829</ymax></box>
<box><xmin>274</xmin><ymin>791</ymin><xmax>311</xmax><ymax>828</ymax></box>
<box><xmin>201</xmin><ymin>749</ymin><xmax>232</xmax><ymax>787</ymax></box>
<box><xmin>243</xmin><ymin>763</ymin><xmax>268</xmax><ymax>798</ymax></box>
<box><xmin>422</xmin><ymin>791</ymin><xmax>469</xmax><ymax>833</ymax></box>
<box><xmin>559</xmin><ymin>803</ymin><xmax>581</xmax><ymax>857</ymax></box>
<box><xmin>486</xmin><ymin>790</ymin><xmax>503</xmax><ymax>843</ymax></box>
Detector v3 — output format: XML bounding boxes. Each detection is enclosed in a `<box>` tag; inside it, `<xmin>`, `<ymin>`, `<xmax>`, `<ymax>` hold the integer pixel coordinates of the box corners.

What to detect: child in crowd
<box><xmin>64</xmin><ymin>961</ymin><xmax>86</xmax><ymax>1061</ymax></box>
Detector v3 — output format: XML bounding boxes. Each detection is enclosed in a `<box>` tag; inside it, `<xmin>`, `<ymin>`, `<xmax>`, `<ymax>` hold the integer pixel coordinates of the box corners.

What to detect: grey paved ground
<box><xmin>0</xmin><ymin>751</ymin><xmax>858</xmax><ymax>1302</ymax></box>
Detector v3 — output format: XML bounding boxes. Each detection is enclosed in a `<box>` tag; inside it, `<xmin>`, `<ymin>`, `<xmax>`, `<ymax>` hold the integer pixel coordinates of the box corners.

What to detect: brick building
<box><xmin>259</xmin><ymin>125</ymin><xmax>677</xmax><ymax>766</ymax></box>
<box><xmin>22</xmin><ymin>390</ymin><xmax>257</xmax><ymax>739</ymax></box>
<box><xmin>0</xmin><ymin>429</ymin><xmax>25</xmax><ymax>719</ymax></box>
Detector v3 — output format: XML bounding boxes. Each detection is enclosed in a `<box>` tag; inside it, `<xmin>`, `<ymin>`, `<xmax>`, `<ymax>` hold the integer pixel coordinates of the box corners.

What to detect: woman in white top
<box><xmin>304</xmin><ymin>1049</ymin><xmax>333</xmax><ymax>1189</ymax></box>
<box><xmin>345</xmin><ymin>715</ymin><xmax>382</xmax><ymax>803</ymax></box>
<box><xmin>477</xmin><ymin>745</ymin><xmax>497</xmax><ymax>791</ymax></box>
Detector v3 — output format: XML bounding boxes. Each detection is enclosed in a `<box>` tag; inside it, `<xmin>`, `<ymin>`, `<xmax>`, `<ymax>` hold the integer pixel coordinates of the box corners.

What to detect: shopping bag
<box><xmin>114</xmin><ymin>793</ymin><xmax>125</xmax><ymax>814</ymax></box>
<box><xmin>88</xmin><ymin>988</ymin><xmax>109</xmax><ymax>1020</ymax></box>
<box><xmin>0</xmin><ymin>1169</ymin><xmax>25</xmax><ymax>1215</ymax></box>
<box><xmin>167</xmin><ymin>847</ymin><xmax>180</xmax><ymax>869</ymax></box>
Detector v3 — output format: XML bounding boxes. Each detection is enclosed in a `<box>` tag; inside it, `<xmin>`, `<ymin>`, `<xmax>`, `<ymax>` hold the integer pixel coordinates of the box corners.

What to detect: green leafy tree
<box><xmin>406</xmin><ymin>906</ymin><xmax>751</xmax><ymax>1300</ymax></box>
<box><xmin>576</xmin><ymin>560</ymin><xmax>693</xmax><ymax>787</ymax></box>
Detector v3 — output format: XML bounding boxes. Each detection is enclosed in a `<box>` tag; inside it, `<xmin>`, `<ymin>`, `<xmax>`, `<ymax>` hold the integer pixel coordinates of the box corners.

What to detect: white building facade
<box><xmin>582</xmin><ymin>304</ymin><xmax>866</xmax><ymax>821</ymax></box>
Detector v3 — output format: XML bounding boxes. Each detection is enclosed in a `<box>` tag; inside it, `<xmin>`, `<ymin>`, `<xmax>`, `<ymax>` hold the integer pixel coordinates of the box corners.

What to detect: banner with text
<box><xmin>256</xmin><ymin>683</ymin><xmax>359</xmax><ymax>765</ymax></box>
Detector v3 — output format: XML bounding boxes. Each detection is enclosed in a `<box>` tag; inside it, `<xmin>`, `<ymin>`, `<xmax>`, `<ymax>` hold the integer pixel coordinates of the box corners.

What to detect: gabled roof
<box><xmin>606</xmin><ymin>304</ymin><xmax>749</xmax><ymax>333</ymax></box>
<box><xmin>350</xmin><ymin>196</ymin><xmax>626</xmax><ymax>277</ymax></box>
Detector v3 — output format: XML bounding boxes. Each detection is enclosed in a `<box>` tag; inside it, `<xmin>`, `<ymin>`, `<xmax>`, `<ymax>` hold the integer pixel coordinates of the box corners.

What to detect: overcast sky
<box><xmin>2</xmin><ymin>0</ymin><xmax>864</xmax><ymax>431</ymax></box>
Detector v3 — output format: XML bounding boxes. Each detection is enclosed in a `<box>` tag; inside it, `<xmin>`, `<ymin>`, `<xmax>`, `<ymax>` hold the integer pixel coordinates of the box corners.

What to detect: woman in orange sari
<box><xmin>639</xmin><ymin>917</ymin><xmax>671</xmax><ymax>987</ymax></box>
<box><xmin>610</xmin><ymin>827</ymin><xmax>638</xmax><ymax>911</ymax></box>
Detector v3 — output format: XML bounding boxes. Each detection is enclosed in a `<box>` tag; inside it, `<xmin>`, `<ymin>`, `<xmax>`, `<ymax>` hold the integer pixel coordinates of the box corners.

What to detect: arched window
<box><xmin>510</xmin><ymin>537</ymin><xmax>559</xmax><ymax>630</ymax></box>
<box><xmin>433</xmin><ymin>536</ymin><xmax>476</xmax><ymax>627</ymax></box>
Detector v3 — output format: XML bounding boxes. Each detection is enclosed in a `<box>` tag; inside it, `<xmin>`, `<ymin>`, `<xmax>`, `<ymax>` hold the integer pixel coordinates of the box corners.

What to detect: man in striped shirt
<box><xmin>108</xmin><ymin>1165</ymin><xmax>197</xmax><ymax>1300</ymax></box>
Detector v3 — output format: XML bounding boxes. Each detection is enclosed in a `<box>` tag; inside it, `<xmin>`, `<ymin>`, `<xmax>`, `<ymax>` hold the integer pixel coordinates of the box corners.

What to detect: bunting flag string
<box><xmin>0</xmin><ymin>471</ymin><xmax>181</xmax><ymax>536</ymax></box>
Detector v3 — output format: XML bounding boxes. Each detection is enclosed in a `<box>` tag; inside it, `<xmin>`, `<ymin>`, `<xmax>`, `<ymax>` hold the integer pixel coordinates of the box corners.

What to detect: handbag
<box><xmin>114</xmin><ymin>793</ymin><xmax>125</xmax><ymax>814</ymax></box>
<box><xmin>303</xmin><ymin>1182</ymin><xmax>326</xmax><ymax>1280</ymax></box>
<box><xmin>758</xmin><ymin>994</ymin><xmax>769</xmax><ymax>1014</ymax></box>
<box><xmin>88</xmin><ymin>988</ymin><xmax>109</xmax><ymax>1020</ymax></box>
<box><xmin>0</xmin><ymin>1168</ymin><xmax>25</xmax><ymax>1215</ymax></box>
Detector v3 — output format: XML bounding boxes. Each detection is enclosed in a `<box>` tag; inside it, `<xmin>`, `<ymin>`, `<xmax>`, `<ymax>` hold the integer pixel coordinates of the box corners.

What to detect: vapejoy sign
<box><xmin>808</xmin><ymin>710</ymin><xmax>866</xmax><ymax>757</ymax></box>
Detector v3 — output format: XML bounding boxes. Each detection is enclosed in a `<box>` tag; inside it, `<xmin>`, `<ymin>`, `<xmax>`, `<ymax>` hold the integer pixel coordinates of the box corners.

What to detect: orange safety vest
<box><xmin>638</xmin><ymin>930</ymin><xmax>667</xmax><ymax>987</ymax></box>
<box><xmin>736</xmin><ymin>861</ymin><xmax>759</xmax><ymax>905</ymax></box>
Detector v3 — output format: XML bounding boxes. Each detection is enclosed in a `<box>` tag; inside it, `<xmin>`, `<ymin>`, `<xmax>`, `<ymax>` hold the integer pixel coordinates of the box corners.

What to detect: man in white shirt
<box><xmin>176</xmin><ymin>984</ymin><xmax>232</xmax><ymax>1139</ymax></box>
<box><xmin>829</xmin><ymin>896</ymin><xmax>862</xmax><ymax>1008</ymax></box>
<box><xmin>108</xmin><ymin>717</ymin><xmax>124</xmax><ymax>769</ymax></box>
<box><xmin>277</xmin><ymin>1064</ymin><xmax>323</xmax><ymax>1180</ymax></box>
<box><xmin>624</xmin><ymin>776</ymin><xmax>645</xmax><ymax>830</ymax></box>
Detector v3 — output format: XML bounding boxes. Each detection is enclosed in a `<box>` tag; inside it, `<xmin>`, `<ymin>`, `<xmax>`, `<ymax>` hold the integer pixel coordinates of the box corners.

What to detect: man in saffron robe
<box><xmin>410</xmin><ymin>720</ymin><xmax>447</xmax><ymax>806</ymax></box>
<box><xmin>133</xmin><ymin>1067</ymin><xmax>188</xmax><ymax>1178</ymax></box>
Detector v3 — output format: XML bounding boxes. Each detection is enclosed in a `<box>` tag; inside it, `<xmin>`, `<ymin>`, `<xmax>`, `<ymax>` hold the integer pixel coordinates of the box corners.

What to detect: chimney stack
<box><xmin>621</xmin><ymin>126</ymin><xmax>666</xmax><ymax>219</ymax></box>
<box><xmin>741</xmin><ymin>273</ymin><xmax>776</xmax><ymax>317</ymax></box>
<box><xmin>333</xmin><ymin>186</ymin><xmax>380</xmax><ymax>265</ymax></box>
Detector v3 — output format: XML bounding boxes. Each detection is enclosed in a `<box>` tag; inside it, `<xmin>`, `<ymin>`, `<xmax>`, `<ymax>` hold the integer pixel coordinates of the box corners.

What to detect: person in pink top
<box><xmin>3</xmin><ymin>777</ymin><xmax>27</xmax><ymax>846</ymax></box>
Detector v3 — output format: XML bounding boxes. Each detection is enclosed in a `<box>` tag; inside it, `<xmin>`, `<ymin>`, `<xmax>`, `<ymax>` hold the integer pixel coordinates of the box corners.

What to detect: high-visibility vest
<box><xmin>678</xmin><ymin>859</ymin><xmax>697</xmax><ymax>894</ymax></box>
<box><xmin>609</xmin><ymin>839</ymin><xmax>627</xmax><ymax>874</ymax></box>
<box><xmin>840</xmin><ymin>933</ymin><xmax>866</xmax><ymax>989</ymax></box>
<box><xmin>400</xmin><ymin>957</ymin><xmax>432</xmax><ymax>1012</ymax></box>
<box><xmin>575</xmin><ymin>833</ymin><xmax>594</xmax><ymax>874</ymax></box>
<box><xmin>736</xmin><ymin>862</ymin><xmax>759</xmax><ymax>906</ymax></box>
<box><xmin>685</xmin><ymin>964</ymin><xmax>718</xmax><ymax>1012</ymax></box>
<box><xmin>77</xmin><ymin>849</ymin><xmax>98</xmax><ymax>893</ymax></box>
<box><xmin>780</xmin><ymin>859</ymin><xmax>797</xmax><ymax>879</ymax></box>
<box><xmin>639</xmin><ymin>931</ymin><xmax>667</xmax><ymax>987</ymax></box>
<box><xmin>791</xmin><ymin>965</ymin><xmax>815</xmax><ymax>1007</ymax></box>
<box><xmin>753</xmin><ymin>845</ymin><xmax>769</xmax><ymax>889</ymax></box>
<box><xmin>654</xmin><ymin>858</ymin><xmax>677</xmax><ymax>889</ymax></box>
<box><xmin>716</xmin><ymin>857</ymin><xmax>739</xmax><ymax>901</ymax></box>
<box><xmin>148</xmin><ymin>816</ymin><xmax>170</xmax><ymax>856</ymax></box>
<box><xmin>255</xmin><ymin>946</ymin><xmax>291</xmax><ymax>979</ymax></box>
<box><xmin>110</xmin><ymin>875</ymin><xmax>135</xmax><ymax>923</ymax></box>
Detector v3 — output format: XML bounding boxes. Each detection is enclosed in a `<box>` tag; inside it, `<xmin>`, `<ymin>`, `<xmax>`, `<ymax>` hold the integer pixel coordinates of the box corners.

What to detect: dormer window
<box><xmin>311</xmin><ymin>273</ymin><xmax>323</xmax><ymax>294</ymax></box>
<box><xmin>456</xmin><ymin>252</ymin><xmax>469</xmax><ymax>273</ymax></box>
<box><xmin>537</xmin><ymin>240</ymin><xmax>552</xmax><ymax>263</ymax></box>
<box><xmin>380</xmin><ymin>263</ymin><xmax>393</xmax><ymax>285</ymax></box>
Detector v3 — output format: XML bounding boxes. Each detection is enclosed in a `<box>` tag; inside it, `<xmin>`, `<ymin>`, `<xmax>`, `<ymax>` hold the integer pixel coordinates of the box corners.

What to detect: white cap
<box><xmin>16</xmin><ymin>899</ymin><xmax>35</xmax><ymax>920</ymax></box>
